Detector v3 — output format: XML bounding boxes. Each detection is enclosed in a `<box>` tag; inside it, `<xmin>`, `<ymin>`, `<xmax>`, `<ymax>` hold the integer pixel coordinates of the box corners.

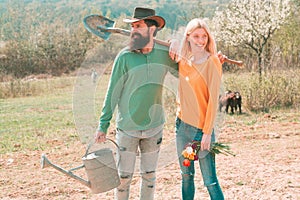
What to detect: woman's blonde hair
<box><xmin>178</xmin><ymin>18</ymin><xmax>217</xmax><ymax>62</ymax></box>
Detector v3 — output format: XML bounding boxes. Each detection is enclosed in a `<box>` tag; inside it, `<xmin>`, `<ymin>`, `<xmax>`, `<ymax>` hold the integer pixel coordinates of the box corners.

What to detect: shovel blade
<box><xmin>83</xmin><ymin>14</ymin><xmax>116</xmax><ymax>40</ymax></box>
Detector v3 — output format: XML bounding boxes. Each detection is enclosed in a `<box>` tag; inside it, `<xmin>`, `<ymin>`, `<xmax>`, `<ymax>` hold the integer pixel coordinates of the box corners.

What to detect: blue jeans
<box><xmin>175</xmin><ymin>117</ymin><xmax>224</xmax><ymax>200</ymax></box>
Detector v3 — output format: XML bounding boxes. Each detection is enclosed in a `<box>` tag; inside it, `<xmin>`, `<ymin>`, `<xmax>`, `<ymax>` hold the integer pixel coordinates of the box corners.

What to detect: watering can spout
<box><xmin>41</xmin><ymin>154</ymin><xmax>91</xmax><ymax>188</ymax></box>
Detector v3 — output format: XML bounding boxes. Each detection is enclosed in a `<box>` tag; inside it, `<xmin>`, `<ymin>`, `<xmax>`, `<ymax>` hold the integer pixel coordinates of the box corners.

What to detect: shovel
<box><xmin>83</xmin><ymin>14</ymin><xmax>169</xmax><ymax>46</ymax></box>
<box><xmin>83</xmin><ymin>14</ymin><xmax>243</xmax><ymax>67</ymax></box>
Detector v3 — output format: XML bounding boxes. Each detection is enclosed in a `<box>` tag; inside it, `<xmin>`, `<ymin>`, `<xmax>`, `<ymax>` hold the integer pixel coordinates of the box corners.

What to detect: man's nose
<box><xmin>131</xmin><ymin>27</ymin><xmax>139</xmax><ymax>33</ymax></box>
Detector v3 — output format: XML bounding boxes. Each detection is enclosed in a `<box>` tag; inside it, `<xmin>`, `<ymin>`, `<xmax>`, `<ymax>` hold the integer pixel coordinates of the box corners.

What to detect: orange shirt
<box><xmin>177</xmin><ymin>55</ymin><xmax>222</xmax><ymax>134</ymax></box>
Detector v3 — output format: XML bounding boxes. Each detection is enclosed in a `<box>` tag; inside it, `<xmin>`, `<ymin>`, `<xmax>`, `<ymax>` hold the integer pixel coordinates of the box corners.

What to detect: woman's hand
<box><xmin>201</xmin><ymin>133</ymin><xmax>211</xmax><ymax>151</ymax></box>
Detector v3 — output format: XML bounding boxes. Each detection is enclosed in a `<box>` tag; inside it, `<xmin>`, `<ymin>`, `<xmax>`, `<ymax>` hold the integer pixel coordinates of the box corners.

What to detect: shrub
<box><xmin>223</xmin><ymin>70</ymin><xmax>300</xmax><ymax>112</ymax></box>
<box><xmin>0</xmin><ymin>22</ymin><xmax>98</xmax><ymax>78</ymax></box>
<box><xmin>0</xmin><ymin>77</ymin><xmax>75</xmax><ymax>99</ymax></box>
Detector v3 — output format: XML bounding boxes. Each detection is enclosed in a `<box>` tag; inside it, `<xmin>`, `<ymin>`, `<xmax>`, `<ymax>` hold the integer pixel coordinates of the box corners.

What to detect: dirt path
<box><xmin>1</xmin><ymin>113</ymin><xmax>299</xmax><ymax>200</ymax></box>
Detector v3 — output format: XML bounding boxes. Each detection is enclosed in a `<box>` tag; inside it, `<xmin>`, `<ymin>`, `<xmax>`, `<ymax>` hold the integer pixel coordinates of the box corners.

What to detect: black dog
<box><xmin>219</xmin><ymin>91</ymin><xmax>242</xmax><ymax>114</ymax></box>
<box><xmin>233</xmin><ymin>91</ymin><xmax>242</xmax><ymax>114</ymax></box>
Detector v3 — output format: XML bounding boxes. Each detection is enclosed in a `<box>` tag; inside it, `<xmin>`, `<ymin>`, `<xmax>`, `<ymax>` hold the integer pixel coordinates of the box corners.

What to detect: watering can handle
<box><xmin>84</xmin><ymin>138</ymin><xmax>119</xmax><ymax>157</ymax></box>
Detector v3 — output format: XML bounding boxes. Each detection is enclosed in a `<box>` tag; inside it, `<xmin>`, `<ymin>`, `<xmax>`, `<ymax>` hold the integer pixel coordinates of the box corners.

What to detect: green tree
<box><xmin>271</xmin><ymin>1</ymin><xmax>300</xmax><ymax>69</ymax></box>
<box><xmin>213</xmin><ymin>0</ymin><xmax>291</xmax><ymax>79</ymax></box>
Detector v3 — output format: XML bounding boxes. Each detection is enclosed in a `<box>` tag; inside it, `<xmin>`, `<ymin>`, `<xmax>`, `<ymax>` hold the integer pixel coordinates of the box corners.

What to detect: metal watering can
<box><xmin>41</xmin><ymin>139</ymin><xmax>120</xmax><ymax>194</ymax></box>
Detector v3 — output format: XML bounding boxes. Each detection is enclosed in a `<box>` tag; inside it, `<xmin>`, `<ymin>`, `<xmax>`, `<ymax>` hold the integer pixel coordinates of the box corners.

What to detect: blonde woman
<box><xmin>174</xmin><ymin>18</ymin><xmax>224</xmax><ymax>199</ymax></box>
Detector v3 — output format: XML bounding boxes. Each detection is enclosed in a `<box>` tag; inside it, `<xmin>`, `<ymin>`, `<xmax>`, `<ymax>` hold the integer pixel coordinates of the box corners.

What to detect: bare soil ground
<box><xmin>1</xmin><ymin>111</ymin><xmax>299</xmax><ymax>200</ymax></box>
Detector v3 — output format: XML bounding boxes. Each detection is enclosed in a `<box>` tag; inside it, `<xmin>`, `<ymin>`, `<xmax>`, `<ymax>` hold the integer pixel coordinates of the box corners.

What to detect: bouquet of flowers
<box><xmin>182</xmin><ymin>141</ymin><xmax>235</xmax><ymax>167</ymax></box>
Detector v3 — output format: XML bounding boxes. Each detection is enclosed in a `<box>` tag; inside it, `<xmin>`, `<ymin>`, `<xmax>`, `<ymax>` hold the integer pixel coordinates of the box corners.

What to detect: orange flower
<box><xmin>181</xmin><ymin>141</ymin><xmax>235</xmax><ymax>167</ymax></box>
<box><xmin>183</xmin><ymin>159</ymin><xmax>191</xmax><ymax>167</ymax></box>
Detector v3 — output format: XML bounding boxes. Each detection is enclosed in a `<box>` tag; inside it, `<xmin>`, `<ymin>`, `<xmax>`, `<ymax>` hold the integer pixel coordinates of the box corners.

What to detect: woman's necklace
<box><xmin>185</xmin><ymin>52</ymin><xmax>210</xmax><ymax>81</ymax></box>
<box><xmin>191</xmin><ymin>51</ymin><xmax>210</xmax><ymax>65</ymax></box>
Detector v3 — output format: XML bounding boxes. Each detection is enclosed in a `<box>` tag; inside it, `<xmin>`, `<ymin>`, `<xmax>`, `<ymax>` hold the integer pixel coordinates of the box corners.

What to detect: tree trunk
<box><xmin>258</xmin><ymin>52</ymin><xmax>262</xmax><ymax>82</ymax></box>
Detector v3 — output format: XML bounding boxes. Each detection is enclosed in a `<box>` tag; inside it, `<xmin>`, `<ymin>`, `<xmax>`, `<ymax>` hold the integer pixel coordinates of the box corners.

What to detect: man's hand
<box><xmin>168</xmin><ymin>39</ymin><xmax>180</xmax><ymax>61</ymax></box>
<box><xmin>95</xmin><ymin>131</ymin><xmax>107</xmax><ymax>143</ymax></box>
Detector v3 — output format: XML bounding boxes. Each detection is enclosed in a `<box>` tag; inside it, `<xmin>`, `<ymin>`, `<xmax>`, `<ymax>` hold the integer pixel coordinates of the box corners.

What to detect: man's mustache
<box><xmin>131</xmin><ymin>33</ymin><xmax>142</xmax><ymax>39</ymax></box>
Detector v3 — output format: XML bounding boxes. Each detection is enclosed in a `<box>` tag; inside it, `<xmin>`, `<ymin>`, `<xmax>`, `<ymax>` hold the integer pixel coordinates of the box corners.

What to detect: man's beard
<box><xmin>129</xmin><ymin>31</ymin><xmax>150</xmax><ymax>51</ymax></box>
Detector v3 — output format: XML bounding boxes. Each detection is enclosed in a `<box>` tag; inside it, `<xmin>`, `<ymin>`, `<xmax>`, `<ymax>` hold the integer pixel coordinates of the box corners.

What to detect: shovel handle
<box><xmin>97</xmin><ymin>26</ymin><xmax>243</xmax><ymax>66</ymax></box>
<box><xmin>101</xmin><ymin>27</ymin><xmax>130</xmax><ymax>36</ymax></box>
<box><xmin>218</xmin><ymin>51</ymin><xmax>243</xmax><ymax>67</ymax></box>
<box><xmin>154</xmin><ymin>39</ymin><xmax>170</xmax><ymax>46</ymax></box>
<box><xmin>98</xmin><ymin>26</ymin><xmax>170</xmax><ymax>46</ymax></box>
<box><xmin>224</xmin><ymin>58</ymin><xmax>243</xmax><ymax>67</ymax></box>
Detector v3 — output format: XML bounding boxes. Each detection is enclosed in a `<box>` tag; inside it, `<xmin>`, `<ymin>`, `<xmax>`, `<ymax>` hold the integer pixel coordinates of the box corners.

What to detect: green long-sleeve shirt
<box><xmin>98</xmin><ymin>43</ymin><xmax>178</xmax><ymax>133</ymax></box>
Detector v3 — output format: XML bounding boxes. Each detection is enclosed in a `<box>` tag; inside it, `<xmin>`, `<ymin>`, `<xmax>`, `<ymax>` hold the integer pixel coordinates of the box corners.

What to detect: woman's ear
<box><xmin>186</xmin><ymin>34</ymin><xmax>190</xmax><ymax>42</ymax></box>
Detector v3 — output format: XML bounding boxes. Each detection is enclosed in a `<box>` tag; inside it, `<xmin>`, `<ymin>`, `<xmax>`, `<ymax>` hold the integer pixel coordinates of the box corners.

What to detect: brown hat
<box><xmin>123</xmin><ymin>7</ymin><xmax>165</xmax><ymax>29</ymax></box>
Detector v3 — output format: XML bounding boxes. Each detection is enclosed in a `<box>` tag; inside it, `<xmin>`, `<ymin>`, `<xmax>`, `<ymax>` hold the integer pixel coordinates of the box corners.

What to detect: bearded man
<box><xmin>94</xmin><ymin>7</ymin><xmax>178</xmax><ymax>200</ymax></box>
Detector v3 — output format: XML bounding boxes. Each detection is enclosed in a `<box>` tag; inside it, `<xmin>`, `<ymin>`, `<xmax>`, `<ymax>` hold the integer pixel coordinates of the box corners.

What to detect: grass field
<box><xmin>0</xmin><ymin>77</ymin><xmax>77</xmax><ymax>153</ymax></box>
